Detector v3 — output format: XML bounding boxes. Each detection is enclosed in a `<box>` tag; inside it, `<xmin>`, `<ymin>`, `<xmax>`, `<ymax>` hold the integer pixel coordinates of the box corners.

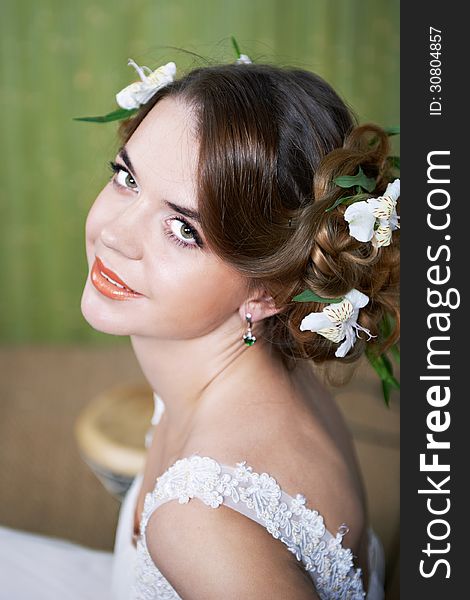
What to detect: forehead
<box><xmin>126</xmin><ymin>97</ymin><xmax>199</xmax><ymax>202</ymax></box>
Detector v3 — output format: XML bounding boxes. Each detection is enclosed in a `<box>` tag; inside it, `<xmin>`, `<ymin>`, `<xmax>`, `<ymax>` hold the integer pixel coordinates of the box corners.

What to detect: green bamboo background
<box><xmin>0</xmin><ymin>0</ymin><xmax>399</xmax><ymax>344</ymax></box>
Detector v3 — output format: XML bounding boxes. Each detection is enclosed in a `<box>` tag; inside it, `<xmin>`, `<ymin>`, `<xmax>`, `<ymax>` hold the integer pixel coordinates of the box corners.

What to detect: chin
<box><xmin>80</xmin><ymin>279</ymin><xmax>134</xmax><ymax>337</ymax></box>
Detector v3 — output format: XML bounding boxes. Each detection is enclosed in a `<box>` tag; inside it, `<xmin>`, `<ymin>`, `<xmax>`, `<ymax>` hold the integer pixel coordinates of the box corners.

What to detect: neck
<box><xmin>130</xmin><ymin>312</ymin><xmax>280</xmax><ymax>435</ymax></box>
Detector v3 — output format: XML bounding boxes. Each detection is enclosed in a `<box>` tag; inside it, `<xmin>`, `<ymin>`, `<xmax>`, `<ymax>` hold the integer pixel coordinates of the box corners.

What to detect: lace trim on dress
<box><xmin>133</xmin><ymin>454</ymin><xmax>366</xmax><ymax>600</ymax></box>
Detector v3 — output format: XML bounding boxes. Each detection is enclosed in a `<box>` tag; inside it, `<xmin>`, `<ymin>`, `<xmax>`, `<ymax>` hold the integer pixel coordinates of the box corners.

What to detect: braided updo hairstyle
<box><xmin>118</xmin><ymin>62</ymin><xmax>400</xmax><ymax>373</ymax></box>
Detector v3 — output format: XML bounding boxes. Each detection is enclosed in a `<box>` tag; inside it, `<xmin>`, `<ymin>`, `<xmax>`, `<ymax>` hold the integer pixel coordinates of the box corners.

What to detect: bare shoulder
<box><xmin>144</xmin><ymin>360</ymin><xmax>368</xmax><ymax>597</ymax></box>
<box><xmin>146</xmin><ymin>495</ymin><xmax>320</xmax><ymax>599</ymax></box>
<box><xmin>185</xmin><ymin>360</ymin><xmax>367</xmax><ymax>552</ymax></box>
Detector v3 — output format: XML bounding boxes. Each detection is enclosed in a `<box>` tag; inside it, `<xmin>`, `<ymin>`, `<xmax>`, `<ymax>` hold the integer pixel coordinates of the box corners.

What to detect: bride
<box><xmin>82</xmin><ymin>52</ymin><xmax>399</xmax><ymax>598</ymax></box>
<box><xmin>2</xmin><ymin>53</ymin><xmax>399</xmax><ymax>599</ymax></box>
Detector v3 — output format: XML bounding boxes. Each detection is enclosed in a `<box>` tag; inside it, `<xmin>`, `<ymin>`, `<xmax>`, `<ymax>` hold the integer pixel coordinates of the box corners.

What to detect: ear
<box><xmin>238</xmin><ymin>291</ymin><xmax>283</xmax><ymax>323</ymax></box>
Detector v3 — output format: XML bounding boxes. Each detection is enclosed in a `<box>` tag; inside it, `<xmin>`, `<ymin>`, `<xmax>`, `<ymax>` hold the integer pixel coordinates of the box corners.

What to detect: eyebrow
<box><xmin>118</xmin><ymin>145</ymin><xmax>201</xmax><ymax>224</ymax></box>
<box><xmin>163</xmin><ymin>200</ymin><xmax>201</xmax><ymax>223</ymax></box>
<box><xmin>118</xmin><ymin>146</ymin><xmax>137</xmax><ymax>177</ymax></box>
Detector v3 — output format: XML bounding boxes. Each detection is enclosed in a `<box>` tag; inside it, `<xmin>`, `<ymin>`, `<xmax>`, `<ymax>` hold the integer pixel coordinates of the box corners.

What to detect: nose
<box><xmin>99</xmin><ymin>202</ymin><xmax>144</xmax><ymax>260</ymax></box>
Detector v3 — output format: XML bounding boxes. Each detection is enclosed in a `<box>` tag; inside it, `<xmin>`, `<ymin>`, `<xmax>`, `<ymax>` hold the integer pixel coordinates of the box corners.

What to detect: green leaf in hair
<box><xmin>383</xmin><ymin>125</ymin><xmax>400</xmax><ymax>136</ymax></box>
<box><xmin>292</xmin><ymin>290</ymin><xmax>344</xmax><ymax>303</ymax></box>
<box><xmin>231</xmin><ymin>36</ymin><xmax>242</xmax><ymax>59</ymax></box>
<box><xmin>333</xmin><ymin>166</ymin><xmax>376</xmax><ymax>193</ymax></box>
<box><xmin>73</xmin><ymin>108</ymin><xmax>138</xmax><ymax>123</ymax></box>
<box><xmin>365</xmin><ymin>347</ymin><xmax>400</xmax><ymax>406</ymax></box>
<box><xmin>390</xmin><ymin>343</ymin><xmax>400</xmax><ymax>363</ymax></box>
<box><xmin>381</xmin><ymin>352</ymin><xmax>395</xmax><ymax>379</ymax></box>
<box><xmin>388</xmin><ymin>155</ymin><xmax>400</xmax><ymax>171</ymax></box>
<box><xmin>382</xmin><ymin>379</ymin><xmax>392</xmax><ymax>407</ymax></box>
<box><xmin>368</xmin><ymin>125</ymin><xmax>400</xmax><ymax>148</ymax></box>
<box><xmin>378</xmin><ymin>313</ymin><xmax>393</xmax><ymax>338</ymax></box>
<box><xmin>378</xmin><ymin>314</ymin><xmax>400</xmax><ymax>364</ymax></box>
<box><xmin>325</xmin><ymin>192</ymin><xmax>370</xmax><ymax>212</ymax></box>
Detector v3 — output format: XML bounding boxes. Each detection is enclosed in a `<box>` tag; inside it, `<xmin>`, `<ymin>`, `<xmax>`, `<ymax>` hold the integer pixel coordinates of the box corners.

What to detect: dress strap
<box><xmin>139</xmin><ymin>454</ymin><xmax>366</xmax><ymax>599</ymax></box>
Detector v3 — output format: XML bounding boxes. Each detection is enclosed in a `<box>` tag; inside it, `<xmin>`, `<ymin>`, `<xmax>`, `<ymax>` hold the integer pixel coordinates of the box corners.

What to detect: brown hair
<box><xmin>118</xmin><ymin>62</ymin><xmax>399</xmax><ymax>374</ymax></box>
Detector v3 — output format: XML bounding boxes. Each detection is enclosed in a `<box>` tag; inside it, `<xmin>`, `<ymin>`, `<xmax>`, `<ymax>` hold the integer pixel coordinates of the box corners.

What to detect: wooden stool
<box><xmin>74</xmin><ymin>383</ymin><xmax>154</xmax><ymax>501</ymax></box>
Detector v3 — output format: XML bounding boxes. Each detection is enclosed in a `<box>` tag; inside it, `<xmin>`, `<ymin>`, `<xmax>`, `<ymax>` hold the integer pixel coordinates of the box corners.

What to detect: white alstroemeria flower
<box><xmin>343</xmin><ymin>178</ymin><xmax>400</xmax><ymax>247</ymax></box>
<box><xmin>235</xmin><ymin>53</ymin><xmax>252</xmax><ymax>64</ymax></box>
<box><xmin>299</xmin><ymin>288</ymin><xmax>376</xmax><ymax>358</ymax></box>
<box><xmin>115</xmin><ymin>59</ymin><xmax>177</xmax><ymax>110</ymax></box>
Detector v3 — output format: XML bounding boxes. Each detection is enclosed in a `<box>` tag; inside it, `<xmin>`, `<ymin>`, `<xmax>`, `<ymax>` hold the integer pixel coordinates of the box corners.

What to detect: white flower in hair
<box><xmin>235</xmin><ymin>53</ymin><xmax>252</xmax><ymax>64</ymax></box>
<box><xmin>116</xmin><ymin>59</ymin><xmax>177</xmax><ymax>110</ymax></box>
<box><xmin>343</xmin><ymin>178</ymin><xmax>400</xmax><ymax>247</ymax></box>
<box><xmin>299</xmin><ymin>288</ymin><xmax>376</xmax><ymax>358</ymax></box>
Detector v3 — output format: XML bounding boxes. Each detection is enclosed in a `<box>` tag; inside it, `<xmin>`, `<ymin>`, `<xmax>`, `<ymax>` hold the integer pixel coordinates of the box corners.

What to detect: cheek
<box><xmin>146</xmin><ymin>254</ymin><xmax>246</xmax><ymax>332</ymax></box>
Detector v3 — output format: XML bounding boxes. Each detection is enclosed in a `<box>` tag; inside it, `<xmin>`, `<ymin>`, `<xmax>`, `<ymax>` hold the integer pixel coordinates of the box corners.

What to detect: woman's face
<box><xmin>81</xmin><ymin>97</ymin><xmax>249</xmax><ymax>339</ymax></box>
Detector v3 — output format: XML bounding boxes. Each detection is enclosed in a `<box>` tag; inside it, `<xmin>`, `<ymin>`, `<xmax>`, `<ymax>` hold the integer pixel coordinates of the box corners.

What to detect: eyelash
<box><xmin>108</xmin><ymin>160</ymin><xmax>138</xmax><ymax>190</ymax></box>
<box><xmin>107</xmin><ymin>160</ymin><xmax>203</xmax><ymax>250</ymax></box>
<box><xmin>164</xmin><ymin>218</ymin><xmax>202</xmax><ymax>250</ymax></box>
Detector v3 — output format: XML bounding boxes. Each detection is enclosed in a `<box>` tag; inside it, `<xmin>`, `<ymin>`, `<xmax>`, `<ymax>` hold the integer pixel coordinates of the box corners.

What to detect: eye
<box><xmin>165</xmin><ymin>217</ymin><xmax>203</xmax><ymax>249</ymax></box>
<box><xmin>108</xmin><ymin>161</ymin><xmax>139</xmax><ymax>191</ymax></box>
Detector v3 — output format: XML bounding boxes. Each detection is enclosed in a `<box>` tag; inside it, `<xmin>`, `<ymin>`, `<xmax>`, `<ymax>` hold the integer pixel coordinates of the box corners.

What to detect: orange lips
<box><xmin>91</xmin><ymin>256</ymin><xmax>144</xmax><ymax>300</ymax></box>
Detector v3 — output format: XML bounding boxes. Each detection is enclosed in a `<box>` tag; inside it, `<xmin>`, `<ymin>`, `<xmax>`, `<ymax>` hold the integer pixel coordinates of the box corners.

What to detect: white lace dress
<box><xmin>111</xmin><ymin>393</ymin><xmax>386</xmax><ymax>600</ymax></box>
